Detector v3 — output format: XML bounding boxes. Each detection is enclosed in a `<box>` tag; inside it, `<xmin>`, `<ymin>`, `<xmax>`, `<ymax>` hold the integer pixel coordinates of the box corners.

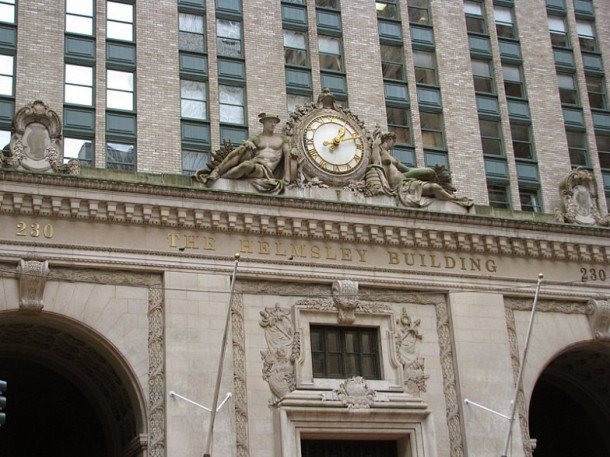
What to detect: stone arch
<box><xmin>528</xmin><ymin>341</ymin><xmax>610</xmax><ymax>456</ymax></box>
<box><xmin>0</xmin><ymin>310</ymin><xmax>148</xmax><ymax>457</ymax></box>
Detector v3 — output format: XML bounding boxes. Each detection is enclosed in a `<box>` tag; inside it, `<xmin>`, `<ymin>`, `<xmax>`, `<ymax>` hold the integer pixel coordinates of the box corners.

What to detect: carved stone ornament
<box><xmin>332</xmin><ymin>280</ymin><xmax>359</xmax><ymax>324</ymax></box>
<box><xmin>259</xmin><ymin>304</ymin><xmax>300</xmax><ymax>400</ymax></box>
<box><xmin>395</xmin><ymin>307</ymin><xmax>429</xmax><ymax>395</ymax></box>
<box><xmin>3</xmin><ymin>100</ymin><xmax>79</xmax><ymax>175</ymax></box>
<box><xmin>17</xmin><ymin>258</ymin><xmax>49</xmax><ymax>313</ymax></box>
<box><xmin>588</xmin><ymin>298</ymin><xmax>610</xmax><ymax>340</ymax></box>
<box><xmin>555</xmin><ymin>167</ymin><xmax>609</xmax><ymax>226</ymax></box>
<box><xmin>326</xmin><ymin>376</ymin><xmax>378</xmax><ymax>409</ymax></box>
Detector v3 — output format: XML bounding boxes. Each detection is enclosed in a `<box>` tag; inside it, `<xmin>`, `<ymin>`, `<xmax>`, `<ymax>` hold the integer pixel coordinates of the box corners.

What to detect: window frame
<box><xmin>65</xmin><ymin>0</ymin><xmax>94</xmax><ymax>36</ymax></box>
<box><xmin>472</xmin><ymin>58</ymin><xmax>495</xmax><ymax>95</ymax></box>
<box><xmin>283</xmin><ymin>29</ymin><xmax>309</xmax><ymax>68</ymax></box>
<box><xmin>106</xmin><ymin>1</ymin><xmax>135</xmax><ymax>42</ymax></box>
<box><xmin>464</xmin><ymin>0</ymin><xmax>487</xmax><ymax>35</ymax></box>
<box><xmin>106</xmin><ymin>68</ymin><xmax>135</xmax><ymax>112</ymax></box>
<box><xmin>586</xmin><ymin>74</ymin><xmax>607</xmax><ymax>110</ymax></box>
<box><xmin>318</xmin><ymin>35</ymin><xmax>344</xmax><ymax>73</ymax></box>
<box><xmin>565</xmin><ymin>128</ymin><xmax>589</xmax><ymax>167</ymax></box>
<box><xmin>479</xmin><ymin>118</ymin><xmax>504</xmax><ymax>156</ymax></box>
<box><xmin>216</xmin><ymin>18</ymin><xmax>243</xmax><ymax>59</ymax></box>
<box><xmin>0</xmin><ymin>53</ymin><xmax>14</xmax><ymax>97</ymax></box>
<box><xmin>180</xmin><ymin>79</ymin><xmax>208</xmax><ymax>121</ymax></box>
<box><xmin>105</xmin><ymin>141</ymin><xmax>136</xmax><ymax>171</ymax></box>
<box><xmin>179</xmin><ymin>12</ymin><xmax>206</xmax><ymax>54</ymax></box>
<box><xmin>218</xmin><ymin>83</ymin><xmax>246</xmax><ymax>125</ymax></box>
<box><xmin>0</xmin><ymin>0</ymin><xmax>16</xmax><ymax>24</ymax></box>
<box><xmin>557</xmin><ymin>72</ymin><xmax>579</xmax><ymax>106</ymax></box>
<box><xmin>420</xmin><ymin>110</ymin><xmax>445</xmax><ymax>150</ymax></box>
<box><xmin>494</xmin><ymin>5</ymin><xmax>516</xmax><ymax>39</ymax></box>
<box><xmin>510</xmin><ymin>122</ymin><xmax>535</xmax><ymax>160</ymax></box>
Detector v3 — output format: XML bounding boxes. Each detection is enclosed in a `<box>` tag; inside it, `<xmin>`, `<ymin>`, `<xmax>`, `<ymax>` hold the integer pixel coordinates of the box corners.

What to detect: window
<box><xmin>182</xmin><ymin>150</ymin><xmax>208</xmax><ymax>175</ymax></box>
<box><xmin>311</xmin><ymin>326</ymin><xmax>380</xmax><ymax>379</ymax></box>
<box><xmin>217</xmin><ymin>19</ymin><xmax>243</xmax><ymax>58</ymax></box>
<box><xmin>66</xmin><ymin>0</ymin><xmax>94</xmax><ymax>36</ymax></box>
<box><xmin>494</xmin><ymin>6</ymin><xmax>515</xmax><ymax>39</ymax></box>
<box><xmin>519</xmin><ymin>187</ymin><xmax>541</xmax><ymax>212</ymax></box>
<box><xmin>479</xmin><ymin>118</ymin><xmax>503</xmax><ymax>155</ymax></box>
<box><xmin>420</xmin><ymin>111</ymin><xmax>444</xmax><ymax>149</ymax></box>
<box><xmin>0</xmin><ymin>0</ymin><xmax>15</xmax><ymax>24</ymax></box>
<box><xmin>181</xmin><ymin>80</ymin><xmax>207</xmax><ymax>120</ymax></box>
<box><xmin>464</xmin><ymin>1</ymin><xmax>486</xmax><ymax>34</ymax></box>
<box><xmin>566</xmin><ymin>129</ymin><xmax>588</xmax><ymax>166</ymax></box>
<box><xmin>413</xmin><ymin>49</ymin><xmax>437</xmax><ymax>86</ymax></box>
<box><xmin>502</xmin><ymin>64</ymin><xmax>524</xmax><ymax>98</ymax></box>
<box><xmin>0</xmin><ymin>54</ymin><xmax>13</xmax><ymax>96</ymax></box>
<box><xmin>107</xmin><ymin>1</ymin><xmax>134</xmax><ymax>42</ymax></box>
<box><xmin>316</xmin><ymin>0</ymin><xmax>339</xmax><ymax>9</ymax></box>
<box><xmin>408</xmin><ymin>0</ymin><xmax>430</xmax><ymax>26</ymax></box>
<box><xmin>219</xmin><ymin>84</ymin><xmax>245</xmax><ymax>124</ymax></box>
<box><xmin>0</xmin><ymin>129</ymin><xmax>11</xmax><ymax>151</ymax></box>
<box><xmin>576</xmin><ymin>20</ymin><xmax>596</xmax><ymax>53</ymax></box>
<box><xmin>586</xmin><ymin>74</ymin><xmax>606</xmax><ymax>110</ymax></box>
<box><xmin>380</xmin><ymin>44</ymin><xmax>404</xmax><ymax>81</ymax></box>
<box><xmin>376</xmin><ymin>1</ymin><xmax>399</xmax><ymax>21</ymax></box>
<box><xmin>284</xmin><ymin>30</ymin><xmax>308</xmax><ymax>67</ymax></box>
<box><xmin>318</xmin><ymin>36</ymin><xmax>343</xmax><ymax>71</ymax></box>
<box><xmin>472</xmin><ymin>59</ymin><xmax>494</xmax><ymax>94</ymax></box>
<box><xmin>557</xmin><ymin>73</ymin><xmax>578</xmax><ymax>105</ymax></box>
<box><xmin>387</xmin><ymin>106</ymin><xmax>411</xmax><ymax>145</ymax></box>
<box><xmin>511</xmin><ymin>123</ymin><xmax>534</xmax><ymax>159</ymax></box>
<box><xmin>302</xmin><ymin>440</ymin><xmax>398</xmax><ymax>457</ymax></box>
<box><xmin>597</xmin><ymin>133</ymin><xmax>610</xmax><ymax>170</ymax></box>
<box><xmin>287</xmin><ymin>93</ymin><xmax>311</xmax><ymax>113</ymax></box>
<box><xmin>488</xmin><ymin>183</ymin><xmax>511</xmax><ymax>208</ymax></box>
<box><xmin>63</xmin><ymin>138</ymin><xmax>93</xmax><ymax>166</ymax></box>
<box><xmin>106</xmin><ymin>69</ymin><xmax>134</xmax><ymax>111</ymax></box>
<box><xmin>106</xmin><ymin>141</ymin><xmax>135</xmax><ymax>170</ymax></box>
<box><xmin>179</xmin><ymin>13</ymin><xmax>205</xmax><ymax>53</ymax></box>
<box><xmin>64</xmin><ymin>64</ymin><xmax>93</xmax><ymax>106</ymax></box>
<box><xmin>548</xmin><ymin>16</ymin><xmax>569</xmax><ymax>48</ymax></box>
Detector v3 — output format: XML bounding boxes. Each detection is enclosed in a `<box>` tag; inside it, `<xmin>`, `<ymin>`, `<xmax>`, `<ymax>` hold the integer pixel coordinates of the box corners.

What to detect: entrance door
<box><xmin>301</xmin><ymin>439</ymin><xmax>399</xmax><ymax>457</ymax></box>
<box><xmin>529</xmin><ymin>345</ymin><xmax>610</xmax><ymax>456</ymax></box>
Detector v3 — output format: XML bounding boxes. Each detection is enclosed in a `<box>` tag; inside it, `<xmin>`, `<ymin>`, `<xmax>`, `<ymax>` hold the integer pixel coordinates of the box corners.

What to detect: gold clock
<box><xmin>302</xmin><ymin>114</ymin><xmax>366</xmax><ymax>175</ymax></box>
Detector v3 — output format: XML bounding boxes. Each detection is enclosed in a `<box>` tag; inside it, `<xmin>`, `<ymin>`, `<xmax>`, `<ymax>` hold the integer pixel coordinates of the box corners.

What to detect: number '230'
<box><xmin>581</xmin><ymin>268</ymin><xmax>607</xmax><ymax>282</ymax></box>
<box><xmin>16</xmin><ymin>222</ymin><xmax>55</xmax><ymax>239</ymax></box>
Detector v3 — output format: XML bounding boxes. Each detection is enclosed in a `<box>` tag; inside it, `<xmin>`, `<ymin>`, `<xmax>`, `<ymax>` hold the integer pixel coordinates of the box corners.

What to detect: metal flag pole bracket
<box><xmin>460</xmin><ymin>274</ymin><xmax>544</xmax><ymax>457</ymax></box>
<box><xmin>169</xmin><ymin>391</ymin><xmax>233</xmax><ymax>413</ymax></box>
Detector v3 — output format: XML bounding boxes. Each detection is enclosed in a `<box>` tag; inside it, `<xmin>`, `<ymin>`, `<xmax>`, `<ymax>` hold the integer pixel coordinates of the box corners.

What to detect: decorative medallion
<box><xmin>555</xmin><ymin>167</ymin><xmax>609</xmax><ymax>226</ymax></box>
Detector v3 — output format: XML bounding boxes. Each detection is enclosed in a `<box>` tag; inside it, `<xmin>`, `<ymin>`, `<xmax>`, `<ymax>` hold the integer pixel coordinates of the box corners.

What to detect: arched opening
<box><xmin>0</xmin><ymin>313</ymin><xmax>147</xmax><ymax>457</ymax></box>
<box><xmin>529</xmin><ymin>343</ymin><xmax>610</xmax><ymax>456</ymax></box>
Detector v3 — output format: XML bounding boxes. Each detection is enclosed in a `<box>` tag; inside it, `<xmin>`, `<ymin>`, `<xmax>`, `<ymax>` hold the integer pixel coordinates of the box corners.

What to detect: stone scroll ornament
<box><xmin>395</xmin><ymin>307</ymin><xmax>429</xmax><ymax>395</ymax></box>
<box><xmin>17</xmin><ymin>258</ymin><xmax>49</xmax><ymax>313</ymax></box>
<box><xmin>555</xmin><ymin>167</ymin><xmax>609</xmax><ymax>226</ymax></box>
<box><xmin>2</xmin><ymin>100</ymin><xmax>79</xmax><ymax>175</ymax></box>
<box><xmin>259</xmin><ymin>304</ymin><xmax>300</xmax><ymax>400</ymax></box>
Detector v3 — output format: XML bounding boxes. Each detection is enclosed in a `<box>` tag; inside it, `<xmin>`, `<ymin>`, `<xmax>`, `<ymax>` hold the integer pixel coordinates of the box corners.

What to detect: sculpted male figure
<box><xmin>206</xmin><ymin>112</ymin><xmax>292</xmax><ymax>182</ymax></box>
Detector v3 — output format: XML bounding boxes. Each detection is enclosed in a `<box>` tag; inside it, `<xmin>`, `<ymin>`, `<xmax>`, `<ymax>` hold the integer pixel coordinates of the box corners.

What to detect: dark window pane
<box><xmin>390</xmin><ymin>126</ymin><xmax>411</xmax><ymax>144</ymax></box>
<box><xmin>488</xmin><ymin>184</ymin><xmax>510</xmax><ymax>208</ymax></box>
<box><xmin>387</xmin><ymin>107</ymin><xmax>408</xmax><ymax>125</ymax></box>
<box><xmin>550</xmin><ymin>32</ymin><xmax>569</xmax><ymax>48</ymax></box>
<box><xmin>327</xmin><ymin>329</ymin><xmax>341</xmax><ymax>352</ymax></box>
<box><xmin>505</xmin><ymin>82</ymin><xmax>523</xmax><ymax>98</ymax></box>
<box><xmin>319</xmin><ymin>54</ymin><xmax>342</xmax><ymax>71</ymax></box>
<box><xmin>482</xmin><ymin>137</ymin><xmax>502</xmax><ymax>155</ymax></box>
<box><xmin>466</xmin><ymin>16</ymin><xmax>485</xmax><ymax>34</ymax></box>
<box><xmin>377</xmin><ymin>3</ymin><xmax>399</xmax><ymax>20</ymax></box>
<box><xmin>474</xmin><ymin>77</ymin><xmax>493</xmax><ymax>94</ymax></box>
<box><xmin>285</xmin><ymin>48</ymin><xmax>308</xmax><ymax>66</ymax></box>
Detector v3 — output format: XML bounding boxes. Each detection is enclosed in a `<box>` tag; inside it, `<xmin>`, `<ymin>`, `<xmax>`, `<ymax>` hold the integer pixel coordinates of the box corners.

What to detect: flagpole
<box><xmin>204</xmin><ymin>253</ymin><xmax>240</xmax><ymax>457</ymax></box>
<box><xmin>500</xmin><ymin>273</ymin><xmax>543</xmax><ymax>457</ymax></box>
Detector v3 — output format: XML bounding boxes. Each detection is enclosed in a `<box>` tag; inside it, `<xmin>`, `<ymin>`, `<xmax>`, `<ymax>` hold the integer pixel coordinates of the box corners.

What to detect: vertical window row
<box><xmin>465</xmin><ymin>0</ymin><xmax>511</xmax><ymax>208</ymax></box>
<box><xmin>63</xmin><ymin>0</ymin><xmax>95</xmax><ymax>167</ymax></box>
<box><xmin>216</xmin><ymin>0</ymin><xmax>248</xmax><ymax>146</ymax></box>
<box><xmin>315</xmin><ymin>0</ymin><xmax>347</xmax><ymax>103</ymax></box>
<box><xmin>376</xmin><ymin>0</ymin><xmax>414</xmax><ymax>166</ymax></box>
<box><xmin>0</xmin><ymin>0</ymin><xmax>16</xmax><ymax>152</ymax></box>
<box><xmin>178</xmin><ymin>0</ymin><xmax>209</xmax><ymax>175</ymax></box>
<box><xmin>407</xmin><ymin>0</ymin><xmax>447</xmax><ymax>169</ymax></box>
<box><xmin>282</xmin><ymin>0</ymin><xmax>312</xmax><ymax>113</ymax></box>
<box><xmin>105</xmin><ymin>0</ymin><xmax>136</xmax><ymax>171</ymax></box>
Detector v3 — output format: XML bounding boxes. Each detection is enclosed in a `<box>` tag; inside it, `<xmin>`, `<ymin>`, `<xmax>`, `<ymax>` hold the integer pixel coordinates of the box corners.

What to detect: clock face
<box><xmin>302</xmin><ymin>114</ymin><xmax>365</xmax><ymax>175</ymax></box>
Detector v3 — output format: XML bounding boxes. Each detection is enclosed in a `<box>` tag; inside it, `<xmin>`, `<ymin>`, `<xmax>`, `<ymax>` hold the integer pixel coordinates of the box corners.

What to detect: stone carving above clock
<box><xmin>195</xmin><ymin>89</ymin><xmax>472</xmax><ymax>211</ymax></box>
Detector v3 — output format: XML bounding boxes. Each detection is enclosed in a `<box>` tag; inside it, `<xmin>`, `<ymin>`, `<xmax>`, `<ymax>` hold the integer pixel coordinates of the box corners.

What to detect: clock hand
<box><xmin>336</xmin><ymin>134</ymin><xmax>361</xmax><ymax>143</ymax></box>
<box><xmin>323</xmin><ymin>122</ymin><xmax>348</xmax><ymax>151</ymax></box>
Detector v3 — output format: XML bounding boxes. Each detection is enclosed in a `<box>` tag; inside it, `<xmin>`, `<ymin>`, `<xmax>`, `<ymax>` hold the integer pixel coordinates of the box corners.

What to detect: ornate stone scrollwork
<box><xmin>323</xmin><ymin>376</ymin><xmax>382</xmax><ymax>409</ymax></box>
<box><xmin>17</xmin><ymin>259</ymin><xmax>49</xmax><ymax>313</ymax></box>
<box><xmin>588</xmin><ymin>298</ymin><xmax>610</xmax><ymax>340</ymax></box>
<box><xmin>555</xmin><ymin>167</ymin><xmax>609</xmax><ymax>226</ymax></box>
<box><xmin>259</xmin><ymin>304</ymin><xmax>300</xmax><ymax>400</ymax></box>
<box><xmin>395</xmin><ymin>307</ymin><xmax>429</xmax><ymax>395</ymax></box>
<box><xmin>332</xmin><ymin>280</ymin><xmax>359</xmax><ymax>324</ymax></box>
<box><xmin>3</xmin><ymin>100</ymin><xmax>79</xmax><ymax>175</ymax></box>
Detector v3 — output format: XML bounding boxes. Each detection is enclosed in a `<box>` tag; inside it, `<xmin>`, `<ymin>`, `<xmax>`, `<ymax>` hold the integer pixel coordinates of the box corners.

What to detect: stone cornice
<box><xmin>1</xmin><ymin>170</ymin><xmax>609</xmax><ymax>264</ymax></box>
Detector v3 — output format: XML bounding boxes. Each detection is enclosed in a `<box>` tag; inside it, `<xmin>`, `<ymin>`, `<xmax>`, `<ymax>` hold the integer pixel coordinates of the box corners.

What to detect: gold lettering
<box><xmin>184</xmin><ymin>235</ymin><xmax>199</xmax><ymax>250</ymax></box>
<box><xmin>341</xmin><ymin>248</ymin><xmax>352</xmax><ymax>261</ymax></box>
<box><xmin>356</xmin><ymin>249</ymin><xmax>367</xmax><ymax>262</ymax></box>
<box><xmin>430</xmin><ymin>255</ymin><xmax>441</xmax><ymax>268</ymax></box>
<box><xmin>240</xmin><ymin>239</ymin><xmax>254</xmax><ymax>254</ymax></box>
<box><xmin>419</xmin><ymin>254</ymin><xmax>427</xmax><ymax>267</ymax></box>
<box><xmin>388</xmin><ymin>251</ymin><xmax>399</xmax><ymax>264</ymax></box>
<box><xmin>326</xmin><ymin>246</ymin><xmax>337</xmax><ymax>260</ymax></box>
<box><xmin>167</xmin><ymin>233</ymin><xmax>179</xmax><ymax>248</ymax></box>
<box><xmin>204</xmin><ymin>236</ymin><xmax>216</xmax><ymax>251</ymax></box>
<box><xmin>291</xmin><ymin>243</ymin><xmax>306</xmax><ymax>258</ymax></box>
<box><xmin>486</xmin><ymin>259</ymin><xmax>497</xmax><ymax>273</ymax></box>
<box><xmin>444</xmin><ymin>256</ymin><xmax>456</xmax><ymax>269</ymax></box>
<box><xmin>459</xmin><ymin>257</ymin><xmax>467</xmax><ymax>271</ymax></box>
<box><xmin>258</xmin><ymin>240</ymin><xmax>270</xmax><ymax>255</ymax></box>
<box><xmin>404</xmin><ymin>253</ymin><xmax>415</xmax><ymax>266</ymax></box>
<box><xmin>275</xmin><ymin>241</ymin><xmax>286</xmax><ymax>256</ymax></box>
<box><xmin>311</xmin><ymin>245</ymin><xmax>321</xmax><ymax>259</ymax></box>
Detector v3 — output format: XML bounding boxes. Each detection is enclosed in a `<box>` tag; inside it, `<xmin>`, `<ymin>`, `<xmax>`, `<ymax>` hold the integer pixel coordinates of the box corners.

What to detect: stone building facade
<box><xmin>1</xmin><ymin>1</ymin><xmax>610</xmax><ymax>457</ymax></box>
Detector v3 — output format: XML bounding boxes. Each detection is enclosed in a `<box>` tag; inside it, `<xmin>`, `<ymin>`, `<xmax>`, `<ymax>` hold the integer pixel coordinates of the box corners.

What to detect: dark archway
<box><xmin>0</xmin><ymin>314</ymin><xmax>147</xmax><ymax>457</ymax></box>
<box><xmin>529</xmin><ymin>344</ymin><xmax>610</xmax><ymax>457</ymax></box>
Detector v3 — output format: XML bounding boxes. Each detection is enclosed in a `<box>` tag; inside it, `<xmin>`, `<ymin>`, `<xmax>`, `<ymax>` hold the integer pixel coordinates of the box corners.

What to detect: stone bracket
<box><xmin>17</xmin><ymin>259</ymin><xmax>49</xmax><ymax>313</ymax></box>
<box><xmin>588</xmin><ymin>298</ymin><xmax>610</xmax><ymax>340</ymax></box>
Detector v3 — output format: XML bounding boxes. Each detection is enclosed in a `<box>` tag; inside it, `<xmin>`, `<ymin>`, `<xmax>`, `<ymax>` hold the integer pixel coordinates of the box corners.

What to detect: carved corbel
<box><xmin>332</xmin><ymin>280</ymin><xmax>359</xmax><ymax>324</ymax></box>
<box><xmin>17</xmin><ymin>259</ymin><xmax>49</xmax><ymax>313</ymax></box>
<box><xmin>588</xmin><ymin>298</ymin><xmax>610</xmax><ymax>340</ymax></box>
